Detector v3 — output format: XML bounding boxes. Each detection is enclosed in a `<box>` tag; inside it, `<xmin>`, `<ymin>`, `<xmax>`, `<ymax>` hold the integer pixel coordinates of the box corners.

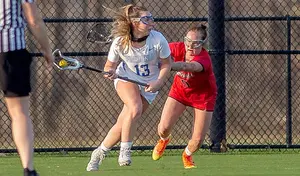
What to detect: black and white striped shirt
<box><xmin>0</xmin><ymin>0</ymin><xmax>34</xmax><ymax>52</ymax></box>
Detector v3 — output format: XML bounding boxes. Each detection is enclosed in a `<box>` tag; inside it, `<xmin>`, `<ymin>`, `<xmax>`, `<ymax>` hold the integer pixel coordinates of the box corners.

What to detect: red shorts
<box><xmin>168</xmin><ymin>86</ymin><xmax>217</xmax><ymax>111</ymax></box>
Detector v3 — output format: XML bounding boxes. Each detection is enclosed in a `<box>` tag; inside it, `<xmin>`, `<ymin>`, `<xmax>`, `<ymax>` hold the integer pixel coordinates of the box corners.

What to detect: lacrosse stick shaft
<box><xmin>82</xmin><ymin>66</ymin><xmax>148</xmax><ymax>87</ymax></box>
<box><xmin>82</xmin><ymin>65</ymin><xmax>107</xmax><ymax>73</ymax></box>
<box><xmin>117</xmin><ymin>76</ymin><xmax>148</xmax><ymax>87</ymax></box>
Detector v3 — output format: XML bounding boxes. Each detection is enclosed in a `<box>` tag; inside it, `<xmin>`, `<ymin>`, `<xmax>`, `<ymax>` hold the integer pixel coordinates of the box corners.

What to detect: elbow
<box><xmin>161</xmin><ymin>61</ymin><xmax>171</xmax><ymax>71</ymax></box>
<box><xmin>167</xmin><ymin>58</ymin><xmax>172</xmax><ymax>70</ymax></box>
<box><xmin>27</xmin><ymin>17</ymin><xmax>43</xmax><ymax>29</ymax></box>
<box><xmin>165</xmin><ymin>63</ymin><xmax>172</xmax><ymax>72</ymax></box>
<box><xmin>28</xmin><ymin>21</ymin><xmax>40</xmax><ymax>30</ymax></box>
<box><xmin>167</xmin><ymin>62</ymin><xmax>172</xmax><ymax>71</ymax></box>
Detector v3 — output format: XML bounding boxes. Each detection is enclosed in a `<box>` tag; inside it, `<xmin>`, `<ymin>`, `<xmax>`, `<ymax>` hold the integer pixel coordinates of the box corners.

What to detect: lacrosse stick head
<box><xmin>52</xmin><ymin>49</ymin><xmax>83</xmax><ymax>70</ymax></box>
<box><xmin>86</xmin><ymin>23</ymin><xmax>113</xmax><ymax>44</ymax></box>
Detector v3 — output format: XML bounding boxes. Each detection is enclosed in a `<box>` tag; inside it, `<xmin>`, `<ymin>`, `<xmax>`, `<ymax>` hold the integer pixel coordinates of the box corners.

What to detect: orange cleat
<box><xmin>182</xmin><ymin>151</ymin><xmax>196</xmax><ymax>169</ymax></box>
<box><xmin>152</xmin><ymin>138</ymin><xmax>170</xmax><ymax>160</ymax></box>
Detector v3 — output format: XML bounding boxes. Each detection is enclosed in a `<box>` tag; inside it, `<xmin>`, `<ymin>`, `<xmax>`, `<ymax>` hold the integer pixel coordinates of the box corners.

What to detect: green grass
<box><xmin>1</xmin><ymin>152</ymin><xmax>300</xmax><ymax>176</ymax></box>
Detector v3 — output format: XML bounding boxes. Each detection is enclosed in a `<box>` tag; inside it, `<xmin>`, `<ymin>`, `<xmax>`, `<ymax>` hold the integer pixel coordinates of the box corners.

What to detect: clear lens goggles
<box><xmin>184</xmin><ymin>36</ymin><xmax>205</xmax><ymax>49</ymax></box>
<box><xmin>132</xmin><ymin>15</ymin><xmax>154</xmax><ymax>25</ymax></box>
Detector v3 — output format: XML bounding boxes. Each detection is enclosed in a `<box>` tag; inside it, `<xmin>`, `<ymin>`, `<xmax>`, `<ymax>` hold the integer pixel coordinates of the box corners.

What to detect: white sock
<box><xmin>185</xmin><ymin>147</ymin><xmax>192</xmax><ymax>156</ymax></box>
<box><xmin>120</xmin><ymin>141</ymin><xmax>133</xmax><ymax>149</ymax></box>
<box><xmin>99</xmin><ymin>143</ymin><xmax>111</xmax><ymax>152</ymax></box>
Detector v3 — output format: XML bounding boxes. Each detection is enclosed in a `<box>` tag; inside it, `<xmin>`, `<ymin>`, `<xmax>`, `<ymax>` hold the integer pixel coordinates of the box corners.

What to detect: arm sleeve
<box><xmin>194</xmin><ymin>55</ymin><xmax>211</xmax><ymax>71</ymax></box>
<box><xmin>168</xmin><ymin>42</ymin><xmax>176</xmax><ymax>58</ymax></box>
<box><xmin>169</xmin><ymin>42</ymin><xmax>183</xmax><ymax>62</ymax></box>
<box><xmin>107</xmin><ymin>38</ymin><xmax>120</xmax><ymax>63</ymax></box>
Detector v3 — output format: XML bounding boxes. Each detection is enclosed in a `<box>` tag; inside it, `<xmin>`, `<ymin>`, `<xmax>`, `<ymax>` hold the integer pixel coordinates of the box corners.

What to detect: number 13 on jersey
<box><xmin>134</xmin><ymin>64</ymin><xmax>150</xmax><ymax>76</ymax></box>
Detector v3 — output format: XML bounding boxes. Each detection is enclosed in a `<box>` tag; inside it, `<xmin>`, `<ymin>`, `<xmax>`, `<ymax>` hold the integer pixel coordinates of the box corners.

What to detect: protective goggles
<box><xmin>184</xmin><ymin>36</ymin><xmax>206</xmax><ymax>49</ymax></box>
<box><xmin>131</xmin><ymin>15</ymin><xmax>154</xmax><ymax>25</ymax></box>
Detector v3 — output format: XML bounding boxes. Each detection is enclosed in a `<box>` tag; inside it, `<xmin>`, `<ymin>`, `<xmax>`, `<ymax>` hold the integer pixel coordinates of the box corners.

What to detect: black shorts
<box><xmin>0</xmin><ymin>49</ymin><xmax>32</xmax><ymax>97</ymax></box>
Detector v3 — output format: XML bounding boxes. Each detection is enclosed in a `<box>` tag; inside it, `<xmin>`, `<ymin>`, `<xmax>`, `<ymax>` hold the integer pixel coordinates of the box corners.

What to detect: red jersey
<box><xmin>168</xmin><ymin>42</ymin><xmax>217</xmax><ymax>110</ymax></box>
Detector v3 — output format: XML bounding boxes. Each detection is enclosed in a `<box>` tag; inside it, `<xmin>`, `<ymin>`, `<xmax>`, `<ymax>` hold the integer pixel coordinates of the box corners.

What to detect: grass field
<box><xmin>1</xmin><ymin>152</ymin><xmax>300</xmax><ymax>176</ymax></box>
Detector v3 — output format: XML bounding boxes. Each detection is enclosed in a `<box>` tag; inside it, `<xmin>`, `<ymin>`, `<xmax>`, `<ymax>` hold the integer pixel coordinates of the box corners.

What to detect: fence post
<box><xmin>208</xmin><ymin>0</ymin><xmax>226</xmax><ymax>152</ymax></box>
<box><xmin>286</xmin><ymin>15</ymin><xmax>292</xmax><ymax>147</ymax></box>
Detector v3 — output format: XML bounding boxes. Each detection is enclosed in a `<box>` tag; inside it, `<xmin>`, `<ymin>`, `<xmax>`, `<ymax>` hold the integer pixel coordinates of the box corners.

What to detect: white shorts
<box><xmin>114</xmin><ymin>78</ymin><xmax>158</xmax><ymax>104</ymax></box>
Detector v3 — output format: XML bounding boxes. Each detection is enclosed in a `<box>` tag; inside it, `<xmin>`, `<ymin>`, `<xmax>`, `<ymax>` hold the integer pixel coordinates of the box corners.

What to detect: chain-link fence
<box><xmin>1</xmin><ymin>0</ymin><xmax>300</xmax><ymax>153</ymax></box>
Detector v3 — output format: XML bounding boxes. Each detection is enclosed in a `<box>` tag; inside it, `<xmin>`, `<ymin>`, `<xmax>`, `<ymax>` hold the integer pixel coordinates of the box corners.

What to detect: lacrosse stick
<box><xmin>86</xmin><ymin>5</ymin><xmax>122</xmax><ymax>44</ymax></box>
<box><xmin>52</xmin><ymin>49</ymin><xmax>148</xmax><ymax>87</ymax></box>
<box><xmin>86</xmin><ymin>23</ymin><xmax>113</xmax><ymax>44</ymax></box>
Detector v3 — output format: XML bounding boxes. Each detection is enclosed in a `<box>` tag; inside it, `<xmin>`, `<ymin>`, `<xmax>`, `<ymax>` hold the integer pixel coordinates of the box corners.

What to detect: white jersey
<box><xmin>108</xmin><ymin>30</ymin><xmax>171</xmax><ymax>85</ymax></box>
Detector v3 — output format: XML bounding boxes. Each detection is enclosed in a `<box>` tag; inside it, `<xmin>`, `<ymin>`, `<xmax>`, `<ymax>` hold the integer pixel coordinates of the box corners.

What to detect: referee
<box><xmin>0</xmin><ymin>0</ymin><xmax>53</xmax><ymax>175</ymax></box>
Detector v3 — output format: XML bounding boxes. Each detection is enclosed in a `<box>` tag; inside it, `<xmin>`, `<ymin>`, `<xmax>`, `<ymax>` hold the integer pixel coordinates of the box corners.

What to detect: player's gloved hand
<box><xmin>145</xmin><ymin>79</ymin><xmax>163</xmax><ymax>93</ymax></box>
<box><xmin>104</xmin><ymin>69</ymin><xmax>118</xmax><ymax>80</ymax></box>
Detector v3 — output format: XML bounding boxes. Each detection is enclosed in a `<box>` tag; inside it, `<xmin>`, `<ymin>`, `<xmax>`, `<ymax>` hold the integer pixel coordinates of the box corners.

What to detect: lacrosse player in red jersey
<box><xmin>152</xmin><ymin>24</ymin><xmax>217</xmax><ymax>169</ymax></box>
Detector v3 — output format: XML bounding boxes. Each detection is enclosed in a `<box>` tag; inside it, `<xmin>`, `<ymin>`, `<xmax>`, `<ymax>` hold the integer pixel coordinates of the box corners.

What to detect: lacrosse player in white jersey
<box><xmin>87</xmin><ymin>4</ymin><xmax>171</xmax><ymax>171</ymax></box>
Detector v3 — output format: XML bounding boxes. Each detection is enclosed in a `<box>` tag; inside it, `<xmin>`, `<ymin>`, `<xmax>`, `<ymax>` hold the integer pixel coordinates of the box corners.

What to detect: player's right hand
<box><xmin>145</xmin><ymin>79</ymin><xmax>163</xmax><ymax>93</ymax></box>
<box><xmin>103</xmin><ymin>69</ymin><xmax>117</xmax><ymax>80</ymax></box>
<box><xmin>43</xmin><ymin>51</ymin><xmax>54</xmax><ymax>69</ymax></box>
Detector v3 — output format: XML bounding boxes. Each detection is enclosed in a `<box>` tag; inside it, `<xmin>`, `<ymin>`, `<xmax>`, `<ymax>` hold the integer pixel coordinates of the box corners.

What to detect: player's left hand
<box><xmin>145</xmin><ymin>79</ymin><xmax>163</xmax><ymax>93</ymax></box>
